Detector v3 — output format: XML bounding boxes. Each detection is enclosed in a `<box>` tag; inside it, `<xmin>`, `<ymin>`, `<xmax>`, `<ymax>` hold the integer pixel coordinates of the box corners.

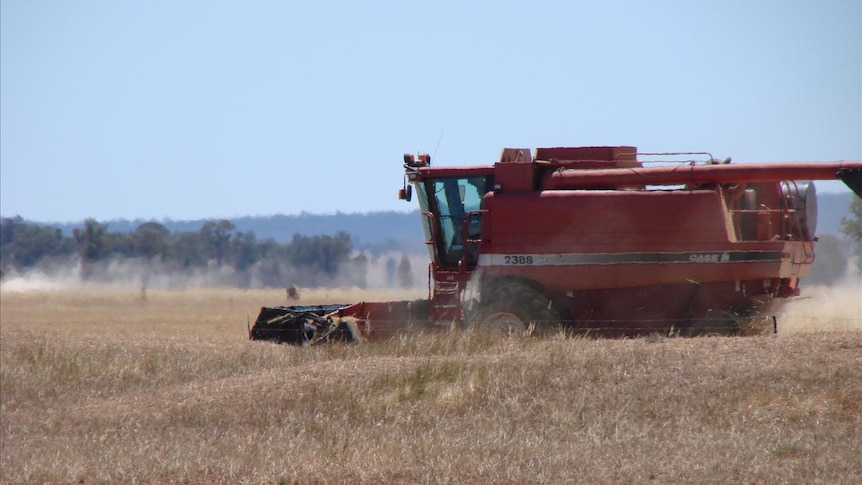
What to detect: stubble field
<box><xmin>1</xmin><ymin>284</ymin><xmax>860</xmax><ymax>484</ymax></box>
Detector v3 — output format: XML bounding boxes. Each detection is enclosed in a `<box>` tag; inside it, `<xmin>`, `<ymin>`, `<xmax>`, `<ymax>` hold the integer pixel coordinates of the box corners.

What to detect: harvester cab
<box><xmin>250</xmin><ymin>146</ymin><xmax>862</xmax><ymax>344</ymax></box>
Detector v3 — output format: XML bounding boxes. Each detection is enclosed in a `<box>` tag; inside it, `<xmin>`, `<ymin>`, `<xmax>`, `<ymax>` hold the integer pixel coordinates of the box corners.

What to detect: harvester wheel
<box><xmin>475</xmin><ymin>307</ymin><xmax>528</xmax><ymax>336</ymax></box>
<box><xmin>471</xmin><ymin>281</ymin><xmax>563</xmax><ymax>336</ymax></box>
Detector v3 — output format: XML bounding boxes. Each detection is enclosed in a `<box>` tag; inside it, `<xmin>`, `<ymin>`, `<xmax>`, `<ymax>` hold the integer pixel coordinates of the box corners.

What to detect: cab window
<box><xmin>428</xmin><ymin>176</ymin><xmax>493</xmax><ymax>267</ymax></box>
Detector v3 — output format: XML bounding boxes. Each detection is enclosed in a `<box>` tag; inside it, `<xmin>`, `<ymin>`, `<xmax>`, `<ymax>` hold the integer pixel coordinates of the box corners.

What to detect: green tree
<box><xmin>385</xmin><ymin>256</ymin><xmax>397</xmax><ymax>286</ymax></box>
<box><xmin>286</xmin><ymin>231</ymin><xmax>353</xmax><ymax>280</ymax></box>
<box><xmin>167</xmin><ymin>232</ymin><xmax>208</xmax><ymax>269</ymax></box>
<box><xmin>133</xmin><ymin>222</ymin><xmax>170</xmax><ymax>259</ymax></box>
<box><xmin>840</xmin><ymin>198</ymin><xmax>862</xmax><ymax>243</ymax></box>
<box><xmin>0</xmin><ymin>216</ymin><xmax>75</xmax><ymax>271</ymax></box>
<box><xmin>73</xmin><ymin>218</ymin><xmax>113</xmax><ymax>279</ymax></box>
<box><xmin>230</xmin><ymin>231</ymin><xmax>258</xmax><ymax>271</ymax></box>
<box><xmin>253</xmin><ymin>239</ymin><xmax>288</xmax><ymax>287</ymax></box>
<box><xmin>73</xmin><ymin>218</ymin><xmax>110</xmax><ymax>262</ymax></box>
<box><xmin>346</xmin><ymin>252</ymin><xmax>369</xmax><ymax>288</ymax></box>
<box><xmin>397</xmin><ymin>254</ymin><xmax>414</xmax><ymax>288</ymax></box>
<box><xmin>320</xmin><ymin>231</ymin><xmax>352</xmax><ymax>276</ymax></box>
<box><xmin>199</xmin><ymin>219</ymin><xmax>235</xmax><ymax>265</ymax></box>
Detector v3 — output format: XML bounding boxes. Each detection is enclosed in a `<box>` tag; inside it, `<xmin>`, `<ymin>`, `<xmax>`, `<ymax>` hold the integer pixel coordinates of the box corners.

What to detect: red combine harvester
<box><xmin>250</xmin><ymin>146</ymin><xmax>862</xmax><ymax>344</ymax></box>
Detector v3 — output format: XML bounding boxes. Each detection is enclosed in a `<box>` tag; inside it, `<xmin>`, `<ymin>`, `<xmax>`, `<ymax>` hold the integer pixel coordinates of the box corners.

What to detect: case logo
<box><xmin>689</xmin><ymin>252</ymin><xmax>731</xmax><ymax>263</ymax></box>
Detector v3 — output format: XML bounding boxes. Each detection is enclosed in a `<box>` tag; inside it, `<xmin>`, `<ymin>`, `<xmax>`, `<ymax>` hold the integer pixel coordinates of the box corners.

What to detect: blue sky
<box><xmin>1</xmin><ymin>0</ymin><xmax>860</xmax><ymax>222</ymax></box>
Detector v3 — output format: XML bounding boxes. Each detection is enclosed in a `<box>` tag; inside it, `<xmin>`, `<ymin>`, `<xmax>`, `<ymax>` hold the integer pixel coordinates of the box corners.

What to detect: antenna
<box><xmin>432</xmin><ymin>129</ymin><xmax>444</xmax><ymax>162</ymax></box>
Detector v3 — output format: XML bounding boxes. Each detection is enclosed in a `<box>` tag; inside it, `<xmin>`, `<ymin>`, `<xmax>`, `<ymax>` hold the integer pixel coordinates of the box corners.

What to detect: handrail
<box><xmin>420</xmin><ymin>211</ymin><xmax>437</xmax><ymax>247</ymax></box>
<box><xmin>779</xmin><ymin>181</ymin><xmax>815</xmax><ymax>265</ymax></box>
<box><xmin>421</xmin><ymin>211</ymin><xmax>437</xmax><ymax>301</ymax></box>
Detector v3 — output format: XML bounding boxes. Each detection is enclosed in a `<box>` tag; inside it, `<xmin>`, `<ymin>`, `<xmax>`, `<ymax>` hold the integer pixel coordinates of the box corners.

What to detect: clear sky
<box><xmin>2</xmin><ymin>0</ymin><xmax>860</xmax><ymax>223</ymax></box>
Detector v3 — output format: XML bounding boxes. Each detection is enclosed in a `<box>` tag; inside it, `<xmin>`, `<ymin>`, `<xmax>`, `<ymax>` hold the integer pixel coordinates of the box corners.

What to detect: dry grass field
<box><xmin>1</xmin><ymin>284</ymin><xmax>860</xmax><ymax>484</ymax></box>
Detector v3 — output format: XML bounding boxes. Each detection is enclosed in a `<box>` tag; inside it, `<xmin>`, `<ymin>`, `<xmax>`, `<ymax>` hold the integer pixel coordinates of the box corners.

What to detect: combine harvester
<box><xmin>250</xmin><ymin>146</ymin><xmax>862</xmax><ymax>344</ymax></box>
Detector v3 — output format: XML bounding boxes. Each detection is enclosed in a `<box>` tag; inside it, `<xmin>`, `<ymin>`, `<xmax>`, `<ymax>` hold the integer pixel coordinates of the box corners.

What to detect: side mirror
<box><xmin>398</xmin><ymin>185</ymin><xmax>413</xmax><ymax>202</ymax></box>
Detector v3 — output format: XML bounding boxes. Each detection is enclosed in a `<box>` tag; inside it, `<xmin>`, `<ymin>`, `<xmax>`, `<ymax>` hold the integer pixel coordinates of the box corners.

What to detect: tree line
<box><xmin>2</xmin><ymin>199</ymin><xmax>860</xmax><ymax>288</ymax></box>
<box><xmin>0</xmin><ymin>216</ymin><xmax>416</xmax><ymax>289</ymax></box>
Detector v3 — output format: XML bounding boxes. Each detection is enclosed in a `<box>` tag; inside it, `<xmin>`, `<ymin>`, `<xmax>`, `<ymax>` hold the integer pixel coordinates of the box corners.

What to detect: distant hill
<box><xmin>230</xmin><ymin>212</ymin><xmax>428</xmax><ymax>250</ymax></box>
<box><xmin>38</xmin><ymin>211</ymin><xmax>429</xmax><ymax>252</ymax></box>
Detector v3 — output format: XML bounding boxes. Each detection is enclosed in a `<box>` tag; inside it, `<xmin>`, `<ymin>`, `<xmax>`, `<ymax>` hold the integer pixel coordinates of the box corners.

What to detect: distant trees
<box><xmin>841</xmin><ymin>198</ymin><xmax>862</xmax><ymax>243</ymax></box>
<box><xmin>73</xmin><ymin>218</ymin><xmax>109</xmax><ymax>260</ymax></box>
<box><xmin>0</xmin><ymin>217</ymin><xmax>405</xmax><ymax>289</ymax></box>
<box><xmin>0</xmin><ymin>216</ymin><xmax>75</xmax><ymax>269</ymax></box>
<box><xmin>73</xmin><ymin>219</ymin><xmax>111</xmax><ymax>277</ymax></box>
<box><xmin>807</xmin><ymin>234</ymin><xmax>847</xmax><ymax>285</ymax></box>
<box><xmin>840</xmin><ymin>198</ymin><xmax>862</xmax><ymax>274</ymax></box>
<box><xmin>804</xmin><ymin>197</ymin><xmax>862</xmax><ymax>284</ymax></box>
<box><xmin>397</xmin><ymin>254</ymin><xmax>414</xmax><ymax>289</ymax></box>
<box><xmin>199</xmin><ymin>220</ymin><xmax>235</xmax><ymax>265</ymax></box>
<box><xmin>382</xmin><ymin>254</ymin><xmax>416</xmax><ymax>288</ymax></box>
<box><xmin>286</xmin><ymin>232</ymin><xmax>352</xmax><ymax>277</ymax></box>
<box><xmin>132</xmin><ymin>222</ymin><xmax>170</xmax><ymax>259</ymax></box>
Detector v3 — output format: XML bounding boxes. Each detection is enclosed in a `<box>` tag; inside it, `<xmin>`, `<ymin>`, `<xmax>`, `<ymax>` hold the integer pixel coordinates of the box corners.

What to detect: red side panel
<box><xmin>334</xmin><ymin>300</ymin><xmax>433</xmax><ymax>342</ymax></box>
<box><xmin>494</xmin><ymin>162</ymin><xmax>536</xmax><ymax>192</ymax></box>
<box><xmin>479</xmin><ymin>190</ymin><xmax>794</xmax><ymax>292</ymax></box>
<box><xmin>484</xmin><ymin>190</ymin><xmax>730</xmax><ymax>253</ymax></box>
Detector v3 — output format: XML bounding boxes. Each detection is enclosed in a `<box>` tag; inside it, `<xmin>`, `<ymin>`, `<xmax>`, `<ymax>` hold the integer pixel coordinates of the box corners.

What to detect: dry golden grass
<box><xmin>1</xmin><ymin>286</ymin><xmax>860</xmax><ymax>484</ymax></box>
<box><xmin>0</xmin><ymin>285</ymin><xmax>425</xmax><ymax>339</ymax></box>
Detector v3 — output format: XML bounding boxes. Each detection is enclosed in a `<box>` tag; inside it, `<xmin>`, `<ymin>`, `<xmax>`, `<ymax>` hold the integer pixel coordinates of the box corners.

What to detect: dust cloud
<box><xmin>776</xmin><ymin>278</ymin><xmax>862</xmax><ymax>334</ymax></box>
<box><xmin>0</xmin><ymin>252</ymin><xmax>430</xmax><ymax>293</ymax></box>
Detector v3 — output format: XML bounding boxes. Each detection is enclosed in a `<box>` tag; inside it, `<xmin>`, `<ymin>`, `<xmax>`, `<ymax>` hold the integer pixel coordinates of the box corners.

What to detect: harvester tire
<box><xmin>475</xmin><ymin>305</ymin><xmax>529</xmax><ymax>336</ymax></box>
<box><xmin>471</xmin><ymin>280</ymin><xmax>563</xmax><ymax>336</ymax></box>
